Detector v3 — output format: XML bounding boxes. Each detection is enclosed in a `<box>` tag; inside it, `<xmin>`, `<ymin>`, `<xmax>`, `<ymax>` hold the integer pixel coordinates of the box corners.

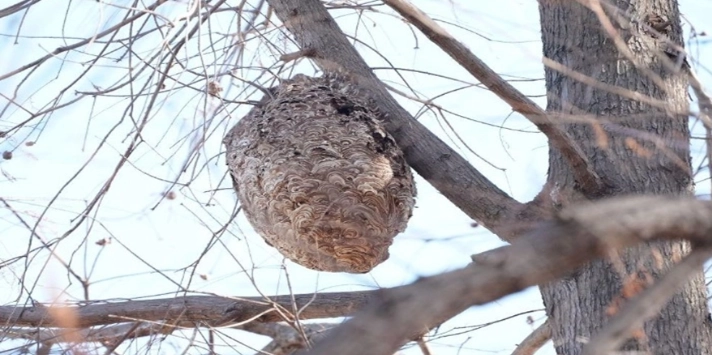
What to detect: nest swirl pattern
<box><xmin>223</xmin><ymin>73</ymin><xmax>416</xmax><ymax>273</ymax></box>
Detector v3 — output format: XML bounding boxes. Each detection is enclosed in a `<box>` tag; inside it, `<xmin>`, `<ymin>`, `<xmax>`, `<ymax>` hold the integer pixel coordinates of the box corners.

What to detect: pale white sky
<box><xmin>0</xmin><ymin>0</ymin><xmax>710</xmax><ymax>354</ymax></box>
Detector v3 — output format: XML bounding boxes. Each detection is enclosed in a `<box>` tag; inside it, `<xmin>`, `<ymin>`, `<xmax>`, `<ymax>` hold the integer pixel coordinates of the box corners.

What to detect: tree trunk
<box><xmin>538</xmin><ymin>0</ymin><xmax>712</xmax><ymax>354</ymax></box>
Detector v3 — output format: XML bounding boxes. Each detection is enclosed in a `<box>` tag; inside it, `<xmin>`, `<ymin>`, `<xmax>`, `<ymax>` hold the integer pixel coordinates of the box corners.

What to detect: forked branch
<box><xmin>265</xmin><ymin>0</ymin><xmax>527</xmax><ymax>238</ymax></box>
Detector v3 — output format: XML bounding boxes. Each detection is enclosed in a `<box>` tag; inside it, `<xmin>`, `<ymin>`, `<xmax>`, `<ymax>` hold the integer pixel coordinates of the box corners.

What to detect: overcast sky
<box><xmin>1</xmin><ymin>0</ymin><xmax>711</xmax><ymax>354</ymax></box>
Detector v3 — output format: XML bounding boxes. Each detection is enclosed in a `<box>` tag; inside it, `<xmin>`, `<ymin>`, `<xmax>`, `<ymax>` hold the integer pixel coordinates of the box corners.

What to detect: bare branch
<box><xmin>511</xmin><ymin>320</ymin><xmax>551</xmax><ymax>355</ymax></box>
<box><xmin>280</xmin><ymin>48</ymin><xmax>317</xmax><ymax>62</ymax></box>
<box><xmin>4</xmin><ymin>321</ymin><xmax>334</xmax><ymax>355</ymax></box>
<box><xmin>582</xmin><ymin>246</ymin><xmax>712</xmax><ymax>355</ymax></box>
<box><xmin>0</xmin><ymin>292</ymin><xmax>372</xmax><ymax>328</ymax></box>
<box><xmin>0</xmin><ymin>0</ymin><xmax>170</xmax><ymax>82</ymax></box>
<box><xmin>298</xmin><ymin>196</ymin><xmax>712</xmax><ymax>355</ymax></box>
<box><xmin>265</xmin><ymin>0</ymin><xmax>527</xmax><ymax>238</ymax></box>
<box><xmin>382</xmin><ymin>0</ymin><xmax>602</xmax><ymax>196</ymax></box>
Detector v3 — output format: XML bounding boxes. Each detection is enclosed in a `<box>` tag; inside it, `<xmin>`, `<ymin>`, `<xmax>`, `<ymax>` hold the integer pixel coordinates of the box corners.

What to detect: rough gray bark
<box><xmin>537</xmin><ymin>0</ymin><xmax>712</xmax><ymax>354</ymax></box>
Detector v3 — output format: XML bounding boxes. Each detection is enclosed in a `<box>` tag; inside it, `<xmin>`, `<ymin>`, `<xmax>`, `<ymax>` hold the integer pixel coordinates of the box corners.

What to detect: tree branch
<box><xmin>264</xmin><ymin>0</ymin><xmax>527</xmax><ymax>239</ymax></box>
<box><xmin>382</xmin><ymin>0</ymin><xmax>602</xmax><ymax>196</ymax></box>
<box><xmin>297</xmin><ymin>196</ymin><xmax>712</xmax><ymax>355</ymax></box>
<box><xmin>0</xmin><ymin>291</ymin><xmax>372</xmax><ymax>328</ymax></box>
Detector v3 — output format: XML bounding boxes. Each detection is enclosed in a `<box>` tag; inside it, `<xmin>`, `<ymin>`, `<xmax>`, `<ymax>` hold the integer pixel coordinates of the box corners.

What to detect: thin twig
<box><xmin>280</xmin><ymin>48</ymin><xmax>317</xmax><ymax>62</ymax></box>
<box><xmin>511</xmin><ymin>320</ymin><xmax>552</xmax><ymax>355</ymax></box>
<box><xmin>382</xmin><ymin>0</ymin><xmax>603</xmax><ymax>196</ymax></box>
<box><xmin>686</xmin><ymin>66</ymin><xmax>712</xmax><ymax>194</ymax></box>
<box><xmin>416</xmin><ymin>337</ymin><xmax>432</xmax><ymax>355</ymax></box>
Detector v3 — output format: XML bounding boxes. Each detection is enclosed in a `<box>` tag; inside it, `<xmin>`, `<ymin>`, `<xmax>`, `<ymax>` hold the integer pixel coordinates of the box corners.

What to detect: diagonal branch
<box><xmin>264</xmin><ymin>0</ymin><xmax>528</xmax><ymax>239</ymax></box>
<box><xmin>382</xmin><ymin>0</ymin><xmax>602</xmax><ymax>196</ymax></box>
<box><xmin>298</xmin><ymin>196</ymin><xmax>712</xmax><ymax>355</ymax></box>
<box><xmin>511</xmin><ymin>319</ymin><xmax>551</xmax><ymax>355</ymax></box>
<box><xmin>582</xmin><ymin>246</ymin><xmax>712</xmax><ymax>355</ymax></box>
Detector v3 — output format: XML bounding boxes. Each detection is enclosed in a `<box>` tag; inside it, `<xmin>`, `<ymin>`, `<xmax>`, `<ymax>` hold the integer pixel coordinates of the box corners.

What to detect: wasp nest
<box><xmin>223</xmin><ymin>73</ymin><xmax>416</xmax><ymax>273</ymax></box>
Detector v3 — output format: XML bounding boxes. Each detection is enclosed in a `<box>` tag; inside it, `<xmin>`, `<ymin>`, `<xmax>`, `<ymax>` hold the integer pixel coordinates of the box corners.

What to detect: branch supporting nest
<box><xmin>265</xmin><ymin>0</ymin><xmax>528</xmax><ymax>238</ymax></box>
<box><xmin>686</xmin><ymin>65</ymin><xmax>712</xmax><ymax>193</ymax></box>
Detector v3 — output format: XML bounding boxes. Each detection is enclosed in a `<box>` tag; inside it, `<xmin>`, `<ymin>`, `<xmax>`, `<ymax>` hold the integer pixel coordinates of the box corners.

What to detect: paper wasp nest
<box><xmin>223</xmin><ymin>73</ymin><xmax>416</xmax><ymax>273</ymax></box>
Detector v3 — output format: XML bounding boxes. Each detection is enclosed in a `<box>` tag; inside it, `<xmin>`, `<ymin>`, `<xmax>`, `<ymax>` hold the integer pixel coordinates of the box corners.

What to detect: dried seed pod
<box><xmin>224</xmin><ymin>73</ymin><xmax>416</xmax><ymax>273</ymax></box>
